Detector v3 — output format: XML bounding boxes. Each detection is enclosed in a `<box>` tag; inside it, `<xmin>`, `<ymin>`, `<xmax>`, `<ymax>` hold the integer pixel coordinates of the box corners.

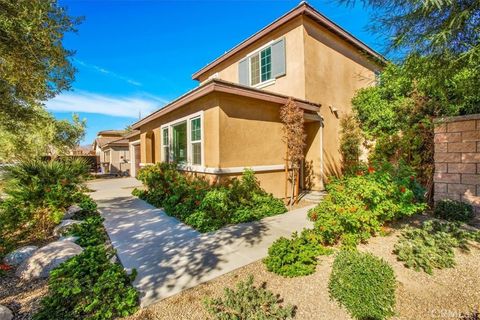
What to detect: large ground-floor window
<box><xmin>161</xmin><ymin>112</ymin><xmax>203</xmax><ymax>166</ymax></box>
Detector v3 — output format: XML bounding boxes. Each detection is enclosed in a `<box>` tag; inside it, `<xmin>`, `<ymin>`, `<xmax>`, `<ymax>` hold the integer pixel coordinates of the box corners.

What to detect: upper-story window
<box><xmin>250</xmin><ymin>47</ymin><xmax>272</xmax><ymax>86</ymax></box>
<box><xmin>239</xmin><ymin>38</ymin><xmax>285</xmax><ymax>88</ymax></box>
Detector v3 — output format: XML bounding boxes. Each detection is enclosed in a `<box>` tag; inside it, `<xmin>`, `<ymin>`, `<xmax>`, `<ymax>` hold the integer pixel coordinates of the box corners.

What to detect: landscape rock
<box><xmin>53</xmin><ymin>219</ymin><xmax>82</xmax><ymax>237</ymax></box>
<box><xmin>59</xmin><ymin>235</ymin><xmax>79</xmax><ymax>243</ymax></box>
<box><xmin>3</xmin><ymin>246</ymin><xmax>38</xmax><ymax>267</ymax></box>
<box><xmin>63</xmin><ymin>204</ymin><xmax>82</xmax><ymax>219</ymax></box>
<box><xmin>15</xmin><ymin>240</ymin><xmax>83</xmax><ymax>281</ymax></box>
<box><xmin>0</xmin><ymin>305</ymin><xmax>13</xmax><ymax>320</ymax></box>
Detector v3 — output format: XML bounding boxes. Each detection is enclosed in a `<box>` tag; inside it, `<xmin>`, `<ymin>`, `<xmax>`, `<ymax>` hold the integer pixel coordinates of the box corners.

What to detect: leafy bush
<box><xmin>204</xmin><ymin>275</ymin><xmax>295</xmax><ymax>320</ymax></box>
<box><xmin>0</xmin><ymin>159</ymin><xmax>90</xmax><ymax>254</ymax></box>
<box><xmin>264</xmin><ymin>229</ymin><xmax>332</xmax><ymax>277</ymax></box>
<box><xmin>34</xmin><ymin>246</ymin><xmax>138</xmax><ymax>320</ymax></box>
<box><xmin>135</xmin><ymin>163</ymin><xmax>286</xmax><ymax>232</ymax></box>
<box><xmin>70</xmin><ymin>192</ymin><xmax>99</xmax><ymax>220</ymax></box>
<box><xmin>0</xmin><ymin>159</ymin><xmax>89</xmax><ymax>228</ymax></box>
<box><xmin>329</xmin><ymin>250</ymin><xmax>396</xmax><ymax>320</ymax></box>
<box><xmin>67</xmin><ymin>215</ymin><xmax>106</xmax><ymax>247</ymax></box>
<box><xmin>394</xmin><ymin>220</ymin><xmax>480</xmax><ymax>274</ymax></box>
<box><xmin>434</xmin><ymin>199</ymin><xmax>474</xmax><ymax>223</ymax></box>
<box><xmin>308</xmin><ymin>163</ymin><xmax>426</xmax><ymax>247</ymax></box>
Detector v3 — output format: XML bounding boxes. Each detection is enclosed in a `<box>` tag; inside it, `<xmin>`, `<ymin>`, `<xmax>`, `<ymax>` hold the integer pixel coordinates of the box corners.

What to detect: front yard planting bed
<box><xmin>0</xmin><ymin>159</ymin><xmax>139</xmax><ymax>320</ymax></box>
<box><xmin>125</xmin><ymin>221</ymin><xmax>480</xmax><ymax>320</ymax></box>
<box><xmin>133</xmin><ymin>163</ymin><xmax>287</xmax><ymax>232</ymax></box>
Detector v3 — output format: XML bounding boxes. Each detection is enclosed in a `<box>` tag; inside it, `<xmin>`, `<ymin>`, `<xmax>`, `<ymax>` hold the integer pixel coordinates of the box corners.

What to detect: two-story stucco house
<box><xmin>128</xmin><ymin>2</ymin><xmax>384</xmax><ymax>197</ymax></box>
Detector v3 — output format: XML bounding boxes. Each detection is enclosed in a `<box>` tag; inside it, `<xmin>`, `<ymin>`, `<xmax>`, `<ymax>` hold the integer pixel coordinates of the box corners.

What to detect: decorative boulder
<box><xmin>15</xmin><ymin>240</ymin><xmax>83</xmax><ymax>281</ymax></box>
<box><xmin>3</xmin><ymin>246</ymin><xmax>38</xmax><ymax>267</ymax></box>
<box><xmin>53</xmin><ymin>219</ymin><xmax>82</xmax><ymax>237</ymax></box>
<box><xmin>58</xmin><ymin>235</ymin><xmax>79</xmax><ymax>243</ymax></box>
<box><xmin>63</xmin><ymin>204</ymin><xmax>82</xmax><ymax>219</ymax></box>
<box><xmin>0</xmin><ymin>305</ymin><xmax>13</xmax><ymax>320</ymax></box>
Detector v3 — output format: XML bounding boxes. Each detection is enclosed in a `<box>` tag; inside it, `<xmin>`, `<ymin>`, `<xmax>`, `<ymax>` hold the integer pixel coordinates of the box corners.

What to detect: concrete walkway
<box><xmin>88</xmin><ymin>177</ymin><xmax>314</xmax><ymax>307</ymax></box>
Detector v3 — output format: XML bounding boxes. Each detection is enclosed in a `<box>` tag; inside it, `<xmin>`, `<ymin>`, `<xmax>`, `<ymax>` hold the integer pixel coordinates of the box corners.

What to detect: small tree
<box><xmin>339</xmin><ymin>114</ymin><xmax>363</xmax><ymax>174</ymax></box>
<box><xmin>280</xmin><ymin>98</ymin><xmax>306</xmax><ymax>207</ymax></box>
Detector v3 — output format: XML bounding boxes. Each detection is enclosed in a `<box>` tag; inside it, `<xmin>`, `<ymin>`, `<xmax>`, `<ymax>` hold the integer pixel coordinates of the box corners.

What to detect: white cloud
<box><xmin>74</xmin><ymin>59</ymin><xmax>143</xmax><ymax>87</ymax></box>
<box><xmin>45</xmin><ymin>91</ymin><xmax>167</xmax><ymax>118</ymax></box>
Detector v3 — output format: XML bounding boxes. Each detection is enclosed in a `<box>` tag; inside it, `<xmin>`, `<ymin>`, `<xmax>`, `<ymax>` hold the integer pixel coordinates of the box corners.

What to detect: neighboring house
<box><xmin>93</xmin><ymin>130</ymin><xmax>131</xmax><ymax>175</ymax></box>
<box><xmin>70</xmin><ymin>145</ymin><xmax>96</xmax><ymax>156</ymax></box>
<box><xmin>128</xmin><ymin>2</ymin><xmax>385</xmax><ymax>197</ymax></box>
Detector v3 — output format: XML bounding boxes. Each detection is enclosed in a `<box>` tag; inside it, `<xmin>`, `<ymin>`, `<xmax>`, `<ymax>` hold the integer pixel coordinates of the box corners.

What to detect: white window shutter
<box><xmin>271</xmin><ymin>38</ymin><xmax>286</xmax><ymax>78</ymax></box>
<box><xmin>238</xmin><ymin>57</ymin><xmax>250</xmax><ymax>85</ymax></box>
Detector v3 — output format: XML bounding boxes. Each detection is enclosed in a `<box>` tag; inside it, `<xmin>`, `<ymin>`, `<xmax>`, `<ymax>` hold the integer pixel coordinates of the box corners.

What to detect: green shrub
<box><xmin>308</xmin><ymin>163</ymin><xmax>426</xmax><ymax>247</ymax></box>
<box><xmin>204</xmin><ymin>275</ymin><xmax>295</xmax><ymax>320</ymax></box>
<box><xmin>434</xmin><ymin>199</ymin><xmax>474</xmax><ymax>223</ymax></box>
<box><xmin>72</xmin><ymin>193</ymin><xmax>98</xmax><ymax>219</ymax></box>
<box><xmin>135</xmin><ymin>164</ymin><xmax>286</xmax><ymax>232</ymax></box>
<box><xmin>329</xmin><ymin>250</ymin><xmax>396</xmax><ymax>320</ymax></box>
<box><xmin>264</xmin><ymin>229</ymin><xmax>332</xmax><ymax>277</ymax></box>
<box><xmin>34</xmin><ymin>246</ymin><xmax>138</xmax><ymax>320</ymax></box>
<box><xmin>67</xmin><ymin>215</ymin><xmax>106</xmax><ymax>247</ymax></box>
<box><xmin>393</xmin><ymin>220</ymin><xmax>479</xmax><ymax>274</ymax></box>
<box><xmin>0</xmin><ymin>159</ymin><xmax>90</xmax><ymax>245</ymax></box>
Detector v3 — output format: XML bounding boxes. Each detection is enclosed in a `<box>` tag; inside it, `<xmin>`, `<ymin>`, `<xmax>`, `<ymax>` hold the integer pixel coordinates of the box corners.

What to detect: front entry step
<box><xmin>300</xmin><ymin>190</ymin><xmax>327</xmax><ymax>203</ymax></box>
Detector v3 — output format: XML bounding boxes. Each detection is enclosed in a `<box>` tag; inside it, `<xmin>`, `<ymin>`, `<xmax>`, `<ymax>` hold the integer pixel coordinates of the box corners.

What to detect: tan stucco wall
<box><xmin>183</xmin><ymin>170</ymin><xmax>291</xmax><ymax>199</ymax></box>
<box><xmin>303</xmin><ymin>17</ymin><xmax>380</xmax><ymax>177</ymax></box>
<box><xmin>197</xmin><ymin>17</ymin><xmax>307</xmax><ymax>100</ymax></box>
<box><xmin>217</xmin><ymin>93</ymin><xmax>318</xmax><ymax>195</ymax></box>
<box><xmin>218</xmin><ymin>93</ymin><xmax>284</xmax><ymax>167</ymax></box>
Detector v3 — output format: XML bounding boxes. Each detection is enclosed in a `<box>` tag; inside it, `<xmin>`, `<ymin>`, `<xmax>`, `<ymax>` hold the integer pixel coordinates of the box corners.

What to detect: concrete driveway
<box><xmin>88</xmin><ymin>177</ymin><xmax>314</xmax><ymax>306</ymax></box>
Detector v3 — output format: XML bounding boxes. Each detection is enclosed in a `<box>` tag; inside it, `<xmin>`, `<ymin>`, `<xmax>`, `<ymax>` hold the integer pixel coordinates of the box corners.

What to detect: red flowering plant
<box><xmin>0</xmin><ymin>264</ymin><xmax>12</xmax><ymax>271</ymax></box>
<box><xmin>307</xmin><ymin>161</ymin><xmax>426</xmax><ymax>247</ymax></box>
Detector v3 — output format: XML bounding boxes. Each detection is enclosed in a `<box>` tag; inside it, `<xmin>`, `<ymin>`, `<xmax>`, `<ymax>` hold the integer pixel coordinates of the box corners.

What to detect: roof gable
<box><xmin>192</xmin><ymin>2</ymin><xmax>385</xmax><ymax>81</ymax></box>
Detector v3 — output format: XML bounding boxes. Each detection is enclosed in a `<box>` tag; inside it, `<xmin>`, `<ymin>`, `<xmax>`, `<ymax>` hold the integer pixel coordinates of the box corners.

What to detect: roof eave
<box><xmin>131</xmin><ymin>79</ymin><xmax>320</xmax><ymax>130</ymax></box>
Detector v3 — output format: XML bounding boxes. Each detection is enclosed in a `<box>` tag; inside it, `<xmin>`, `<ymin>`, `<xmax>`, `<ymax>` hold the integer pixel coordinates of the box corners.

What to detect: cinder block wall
<box><xmin>434</xmin><ymin>114</ymin><xmax>480</xmax><ymax>212</ymax></box>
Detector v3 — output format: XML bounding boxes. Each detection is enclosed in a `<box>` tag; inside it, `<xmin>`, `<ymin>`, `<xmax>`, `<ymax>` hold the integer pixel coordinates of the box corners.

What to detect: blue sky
<box><xmin>49</xmin><ymin>0</ymin><xmax>382</xmax><ymax>145</ymax></box>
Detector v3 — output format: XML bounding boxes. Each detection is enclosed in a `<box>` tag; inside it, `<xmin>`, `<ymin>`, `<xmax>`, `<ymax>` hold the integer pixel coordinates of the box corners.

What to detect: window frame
<box><xmin>161</xmin><ymin>127</ymin><xmax>169</xmax><ymax>163</ymax></box>
<box><xmin>247</xmin><ymin>41</ymin><xmax>275</xmax><ymax>88</ymax></box>
<box><xmin>160</xmin><ymin>111</ymin><xmax>204</xmax><ymax>168</ymax></box>
<box><xmin>190</xmin><ymin>116</ymin><xmax>202</xmax><ymax>166</ymax></box>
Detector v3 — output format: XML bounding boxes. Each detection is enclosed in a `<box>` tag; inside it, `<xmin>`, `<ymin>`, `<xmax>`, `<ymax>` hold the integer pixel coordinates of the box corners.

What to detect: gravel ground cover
<box><xmin>2</xmin><ymin>216</ymin><xmax>478</xmax><ymax>320</ymax></box>
<box><xmin>0</xmin><ymin>270</ymin><xmax>47</xmax><ymax>320</ymax></box>
<box><xmin>126</xmin><ymin>220</ymin><xmax>480</xmax><ymax>320</ymax></box>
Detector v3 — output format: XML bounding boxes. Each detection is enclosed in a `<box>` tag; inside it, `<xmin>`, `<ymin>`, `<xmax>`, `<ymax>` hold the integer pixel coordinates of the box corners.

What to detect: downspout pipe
<box><xmin>317</xmin><ymin>112</ymin><xmax>325</xmax><ymax>190</ymax></box>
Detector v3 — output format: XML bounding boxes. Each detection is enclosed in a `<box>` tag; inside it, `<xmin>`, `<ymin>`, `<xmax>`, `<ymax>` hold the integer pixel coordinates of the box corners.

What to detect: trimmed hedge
<box><xmin>329</xmin><ymin>250</ymin><xmax>396</xmax><ymax>320</ymax></box>
<box><xmin>263</xmin><ymin>229</ymin><xmax>332</xmax><ymax>277</ymax></box>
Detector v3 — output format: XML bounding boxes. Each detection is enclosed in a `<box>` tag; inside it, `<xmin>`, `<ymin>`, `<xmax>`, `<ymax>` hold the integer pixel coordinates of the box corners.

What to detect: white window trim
<box><xmin>160</xmin><ymin>111</ymin><xmax>204</xmax><ymax>168</ymax></box>
<box><xmin>246</xmin><ymin>40</ymin><xmax>276</xmax><ymax>88</ymax></box>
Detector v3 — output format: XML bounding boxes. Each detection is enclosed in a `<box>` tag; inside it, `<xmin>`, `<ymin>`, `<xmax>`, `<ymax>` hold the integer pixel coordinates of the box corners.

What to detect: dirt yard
<box><xmin>127</xmin><ymin>223</ymin><xmax>480</xmax><ymax>320</ymax></box>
